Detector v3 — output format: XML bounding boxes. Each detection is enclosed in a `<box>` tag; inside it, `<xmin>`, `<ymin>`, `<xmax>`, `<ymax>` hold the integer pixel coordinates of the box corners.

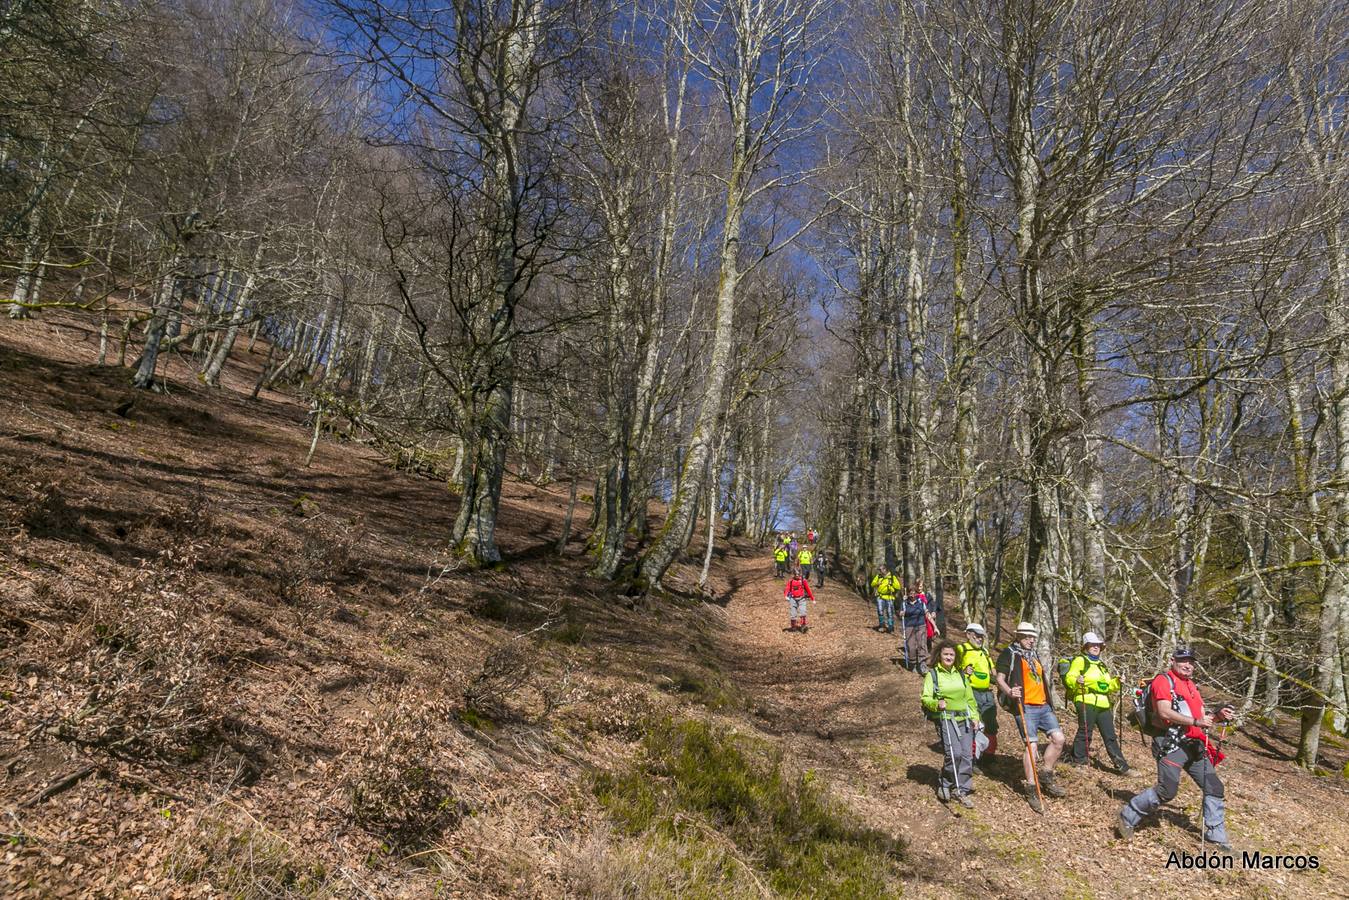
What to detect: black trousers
<box><xmin>1072</xmin><ymin>702</ymin><xmax>1126</xmax><ymax>766</ymax></box>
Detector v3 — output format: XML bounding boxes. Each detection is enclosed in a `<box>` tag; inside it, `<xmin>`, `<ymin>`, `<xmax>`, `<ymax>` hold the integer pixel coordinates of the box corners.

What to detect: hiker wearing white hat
<box><xmin>995</xmin><ymin>622</ymin><xmax>1066</xmax><ymax>812</ymax></box>
<box><xmin>957</xmin><ymin>623</ymin><xmax>999</xmax><ymax>758</ymax></box>
<box><xmin>1064</xmin><ymin>632</ymin><xmax>1129</xmax><ymax>773</ymax></box>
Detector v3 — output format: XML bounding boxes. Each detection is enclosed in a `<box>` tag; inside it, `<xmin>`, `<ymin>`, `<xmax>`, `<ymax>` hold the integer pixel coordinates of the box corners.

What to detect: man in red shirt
<box><xmin>1117</xmin><ymin>646</ymin><xmax>1235</xmax><ymax>850</ymax></box>
<box><xmin>784</xmin><ymin>571</ymin><xmax>815</xmax><ymax>633</ymax></box>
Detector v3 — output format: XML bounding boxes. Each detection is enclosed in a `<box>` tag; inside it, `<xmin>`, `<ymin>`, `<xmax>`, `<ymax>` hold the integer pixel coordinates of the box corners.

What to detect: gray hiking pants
<box><xmin>1121</xmin><ymin>737</ymin><xmax>1228</xmax><ymax>843</ymax></box>
<box><xmin>787</xmin><ymin>593</ymin><xmax>808</xmax><ymax>620</ymax></box>
<box><xmin>1072</xmin><ymin>702</ymin><xmax>1125</xmax><ymax>766</ymax></box>
<box><xmin>903</xmin><ymin>625</ymin><xmax>926</xmax><ymax>671</ymax></box>
<box><xmin>973</xmin><ymin>688</ymin><xmax>999</xmax><ymax>736</ymax></box>
<box><xmin>936</xmin><ymin>717</ymin><xmax>975</xmax><ymax>796</ymax></box>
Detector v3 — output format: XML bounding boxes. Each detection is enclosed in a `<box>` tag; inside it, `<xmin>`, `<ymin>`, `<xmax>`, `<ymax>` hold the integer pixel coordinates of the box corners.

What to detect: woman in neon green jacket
<box><xmin>1065</xmin><ymin>632</ymin><xmax>1130</xmax><ymax>774</ymax></box>
<box><xmin>921</xmin><ymin>640</ymin><xmax>981</xmax><ymax>806</ymax></box>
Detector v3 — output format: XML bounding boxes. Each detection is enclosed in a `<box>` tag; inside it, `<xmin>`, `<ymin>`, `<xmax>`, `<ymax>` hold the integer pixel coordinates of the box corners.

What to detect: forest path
<box><xmin>709</xmin><ymin>549</ymin><xmax>1349</xmax><ymax>899</ymax></box>
<box><xmin>714</xmin><ymin>553</ymin><xmax>974</xmax><ymax>895</ymax></box>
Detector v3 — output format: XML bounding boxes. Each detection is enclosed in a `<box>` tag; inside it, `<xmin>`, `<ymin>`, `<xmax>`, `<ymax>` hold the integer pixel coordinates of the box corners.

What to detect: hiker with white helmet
<box><xmin>957</xmin><ymin>623</ymin><xmax>998</xmax><ymax>759</ymax></box>
<box><xmin>996</xmin><ymin>622</ymin><xmax>1067</xmax><ymax>812</ymax></box>
<box><xmin>1064</xmin><ymin>632</ymin><xmax>1129</xmax><ymax>773</ymax></box>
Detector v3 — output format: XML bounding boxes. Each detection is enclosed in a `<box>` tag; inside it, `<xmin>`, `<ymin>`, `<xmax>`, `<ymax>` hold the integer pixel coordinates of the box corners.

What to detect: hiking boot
<box><xmin>1114</xmin><ymin>760</ymin><xmax>1132</xmax><ymax>776</ymax></box>
<box><xmin>1023</xmin><ymin>782</ymin><xmax>1043</xmax><ymax>813</ymax></box>
<box><xmin>1210</xmin><ymin>840</ymin><xmax>1234</xmax><ymax>854</ymax></box>
<box><xmin>1116</xmin><ymin>811</ymin><xmax>1134</xmax><ymax>840</ymax></box>
<box><xmin>937</xmin><ymin>786</ymin><xmax>951</xmax><ymax>803</ymax></box>
<box><xmin>886</xmin><ymin>624</ymin><xmax>895</xmax><ymax>633</ymax></box>
<box><xmin>957</xmin><ymin>793</ymin><xmax>974</xmax><ymax>809</ymax></box>
<box><xmin>800</xmin><ymin>624</ymin><xmax>809</xmax><ymax>633</ymax></box>
<box><xmin>1040</xmin><ymin>773</ymin><xmax>1067</xmax><ymax>798</ymax></box>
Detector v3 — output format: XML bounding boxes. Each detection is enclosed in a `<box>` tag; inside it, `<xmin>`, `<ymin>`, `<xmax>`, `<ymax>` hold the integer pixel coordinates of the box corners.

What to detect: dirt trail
<box><xmin>714</xmin><ymin>549</ymin><xmax>1349</xmax><ymax>899</ymax></box>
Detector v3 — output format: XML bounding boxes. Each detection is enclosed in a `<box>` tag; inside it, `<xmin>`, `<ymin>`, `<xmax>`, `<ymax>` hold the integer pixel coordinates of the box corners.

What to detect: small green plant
<box><xmin>457</xmin><ymin>706</ymin><xmax>495</xmax><ymax>731</ymax></box>
<box><xmin>167</xmin><ymin>810</ymin><xmax>332</xmax><ymax>896</ymax></box>
<box><xmin>594</xmin><ymin>718</ymin><xmax>903</xmax><ymax>898</ymax></box>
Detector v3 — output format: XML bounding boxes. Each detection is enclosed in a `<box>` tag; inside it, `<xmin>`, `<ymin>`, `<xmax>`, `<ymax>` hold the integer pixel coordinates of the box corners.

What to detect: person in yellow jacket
<box><xmin>797</xmin><ymin>545</ymin><xmax>815</xmax><ymax>584</ymax></box>
<box><xmin>957</xmin><ymin>623</ymin><xmax>998</xmax><ymax>758</ymax></box>
<box><xmin>1065</xmin><ymin>632</ymin><xmax>1130</xmax><ymax>774</ymax></box>
<box><xmin>773</xmin><ymin>545</ymin><xmax>789</xmax><ymax>577</ymax></box>
<box><xmin>921</xmin><ymin>640</ymin><xmax>981</xmax><ymax>807</ymax></box>
<box><xmin>870</xmin><ymin>566</ymin><xmax>900</xmax><ymax>633</ymax></box>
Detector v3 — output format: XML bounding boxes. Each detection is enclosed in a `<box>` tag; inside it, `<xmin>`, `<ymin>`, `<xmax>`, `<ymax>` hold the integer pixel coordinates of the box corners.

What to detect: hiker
<box><xmin>996</xmin><ymin>622</ymin><xmax>1067</xmax><ymax>811</ymax></box>
<box><xmin>899</xmin><ymin>584</ymin><xmax>934</xmax><ymax>673</ymax></box>
<box><xmin>773</xmin><ymin>544</ymin><xmax>789</xmax><ymax>577</ymax></box>
<box><xmin>957</xmin><ymin>623</ymin><xmax>998</xmax><ymax>758</ymax></box>
<box><xmin>814</xmin><ymin>549</ymin><xmax>827</xmax><ymax>588</ymax></box>
<box><xmin>911</xmin><ymin>579</ymin><xmax>938</xmax><ymax>643</ymax></box>
<box><xmin>806</xmin><ymin>527</ymin><xmax>817</xmax><ymax>544</ymax></box>
<box><xmin>921</xmin><ymin>640</ymin><xmax>980</xmax><ymax>808</ymax></box>
<box><xmin>1065</xmin><ymin>632</ymin><xmax>1129</xmax><ymax>773</ymax></box>
<box><xmin>871</xmin><ymin>566</ymin><xmax>899</xmax><ymax>634</ymax></box>
<box><xmin>788</xmin><ymin>532</ymin><xmax>799</xmax><ymax>558</ymax></box>
<box><xmin>784</xmin><ymin>570</ymin><xmax>815</xmax><ymax>633</ymax></box>
<box><xmin>797</xmin><ymin>544</ymin><xmax>815</xmax><ymax>585</ymax></box>
<box><xmin>1117</xmin><ymin>646</ymin><xmax>1235</xmax><ymax>850</ymax></box>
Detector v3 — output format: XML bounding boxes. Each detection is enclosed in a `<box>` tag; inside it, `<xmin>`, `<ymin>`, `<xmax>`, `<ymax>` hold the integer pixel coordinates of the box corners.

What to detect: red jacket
<box><xmin>1151</xmin><ymin>671</ymin><xmax>1206</xmax><ymax>741</ymax></box>
<box><xmin>785</xmin><ymin>578</ymin><xmax>815</xmax><ymax>601</ymax></box>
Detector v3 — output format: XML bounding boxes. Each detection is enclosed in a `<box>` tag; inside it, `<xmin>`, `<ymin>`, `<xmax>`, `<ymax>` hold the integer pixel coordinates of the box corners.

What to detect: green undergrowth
<box><xmin>593</xmin><ymin>718</ymin><xmax>904</xmax><ymax>898</ymax></box>
<box><xmin>167</xmin><ymin>810</ymin><xmax>334</xmax><ymax>897</ymax></box>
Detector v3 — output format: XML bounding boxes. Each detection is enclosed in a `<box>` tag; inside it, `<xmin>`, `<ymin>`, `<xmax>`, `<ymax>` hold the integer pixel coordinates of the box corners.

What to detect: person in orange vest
<box><xmin>996</xmin><ymin>622</ymin><xmax>1068</xmax><ymax>812</ymax></box>
<box><xmin>784</xmin><ymin>570</ymin><xmax>815</xmax><ymax>633</ymax></box>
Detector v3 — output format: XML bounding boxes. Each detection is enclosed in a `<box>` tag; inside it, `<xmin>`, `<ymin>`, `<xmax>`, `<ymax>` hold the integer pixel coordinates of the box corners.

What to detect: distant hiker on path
<box><xmin>1065</xmin><ymin>632</ymin><xmax>1129</xmax><ymax>773</ymax></box>
<box><xmin>871</xmin><ymin>566</ymin><xmax>899</xmax><ymax>634</ymax></box>
<box><xmin>813</xmin><ymin>549</ymin><xmax>827</xmax><ymax>588</ymax></box>
<box><xmin>1117</xmin><ymin>646</ymin><xmax>1235</xmax><ymax>850</ymax></box>
<box><xmin>957</xmin><ymin>623</ymin><xmax>998</xmax><ymax>759</ymax></box>
<box><xmin>797</xmin><ymin>545</ymin><xmax>814</xmax><ymax>584</ymax></box>
<box><xmin>773</xmin><ymin>545</ymin><xmax>789</xmax><ymax>577</ymax></box>
<box><xmin>910</xmin><ymin>579</ymin><xmax>936</xmax><ymax>643</ymax></box>
<box><xmin>784</xmin><ymin>570</ymin><xmax>815</xmax><ymax>633</ymax></box>
<box><xmin>921</xmin><ymin>640</ymin><xmax>980</xmax><ymax>808</ymax></box>
<box><xmin>899</xmin><ymin>584</ymin><xmax>933</xmax><ymax>673</ymax></box>
<box><xmin>996</xmin><ymin>622</ymin><xmax>1067</xmax><ymax>812</ymax></box>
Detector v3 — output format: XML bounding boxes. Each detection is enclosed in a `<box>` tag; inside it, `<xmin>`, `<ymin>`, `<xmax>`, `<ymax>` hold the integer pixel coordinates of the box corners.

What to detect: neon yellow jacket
<box><xmin>871</xmin><ymin>574</ymin><xmax>900</xmax><ymax>600</ymax></box>
<box><xmin>774</xmin><ymin>548</ymin><xmax>788</xmax><ymax>562</ymax></box>
<box><xmin>956</xmin><ymin>641</ymin><xmax>994</xmax><ymax>691</ymax></box>
<box><xmin>1064</xmin><ymin>655</ymin><xmax>1120</xmax><ymax>709</ymax></box>
<box><xmin>798</xmin><ymin>548</ymin><xmax>814</xmax><ymax>565</ymax></box>
<box><xmin>921</xmin><ymin>665</ymin><xmax>979</xmax><ymax>719</ymax></box>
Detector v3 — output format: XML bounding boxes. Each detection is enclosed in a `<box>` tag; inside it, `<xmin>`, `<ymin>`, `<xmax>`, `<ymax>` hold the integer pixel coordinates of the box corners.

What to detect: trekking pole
<box><xmin>944</xmin><ymin>713</ymin><xmax>961</xmax><ymax>802</ymax></box>
<box><xmin>1082</xmin><ymin>700</ymin><xmax>1093</xmax><ymax>768</ymax></box>
<box><xmin>1018</xmin><ymin>695</ymin><xmax>1046</xmax><ymax>813</ymax></box>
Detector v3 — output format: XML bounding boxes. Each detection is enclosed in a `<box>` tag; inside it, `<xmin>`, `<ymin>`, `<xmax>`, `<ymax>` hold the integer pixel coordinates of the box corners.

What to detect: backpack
<box><xmin>1131</xmin><ymin>672</ymin><xmax>1179</xmax><ymax>737</ymax></box>
<box><xmin>923</xmin><ymin>668</ymin><xmax>968</xmax><ymax>721</ymax></box>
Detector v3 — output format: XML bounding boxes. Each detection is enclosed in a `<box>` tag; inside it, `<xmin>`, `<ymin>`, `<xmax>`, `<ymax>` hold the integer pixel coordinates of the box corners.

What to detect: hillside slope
<box><xmin>1</xmin><ymin>316</ymin><xmax>1346</xmax><ymax>899</ymax></box>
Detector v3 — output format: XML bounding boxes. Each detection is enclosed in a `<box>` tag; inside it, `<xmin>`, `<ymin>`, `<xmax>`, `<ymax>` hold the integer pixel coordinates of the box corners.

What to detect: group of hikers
<box><xmin>774</xmin><ymin>530</ymin><xmax>829</xmax><ymax>632</ymax></box>
<box><xmin>769</xmin><ymin>536</ymin><xmax>1238</xmax><ymax>849</ymax></box>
